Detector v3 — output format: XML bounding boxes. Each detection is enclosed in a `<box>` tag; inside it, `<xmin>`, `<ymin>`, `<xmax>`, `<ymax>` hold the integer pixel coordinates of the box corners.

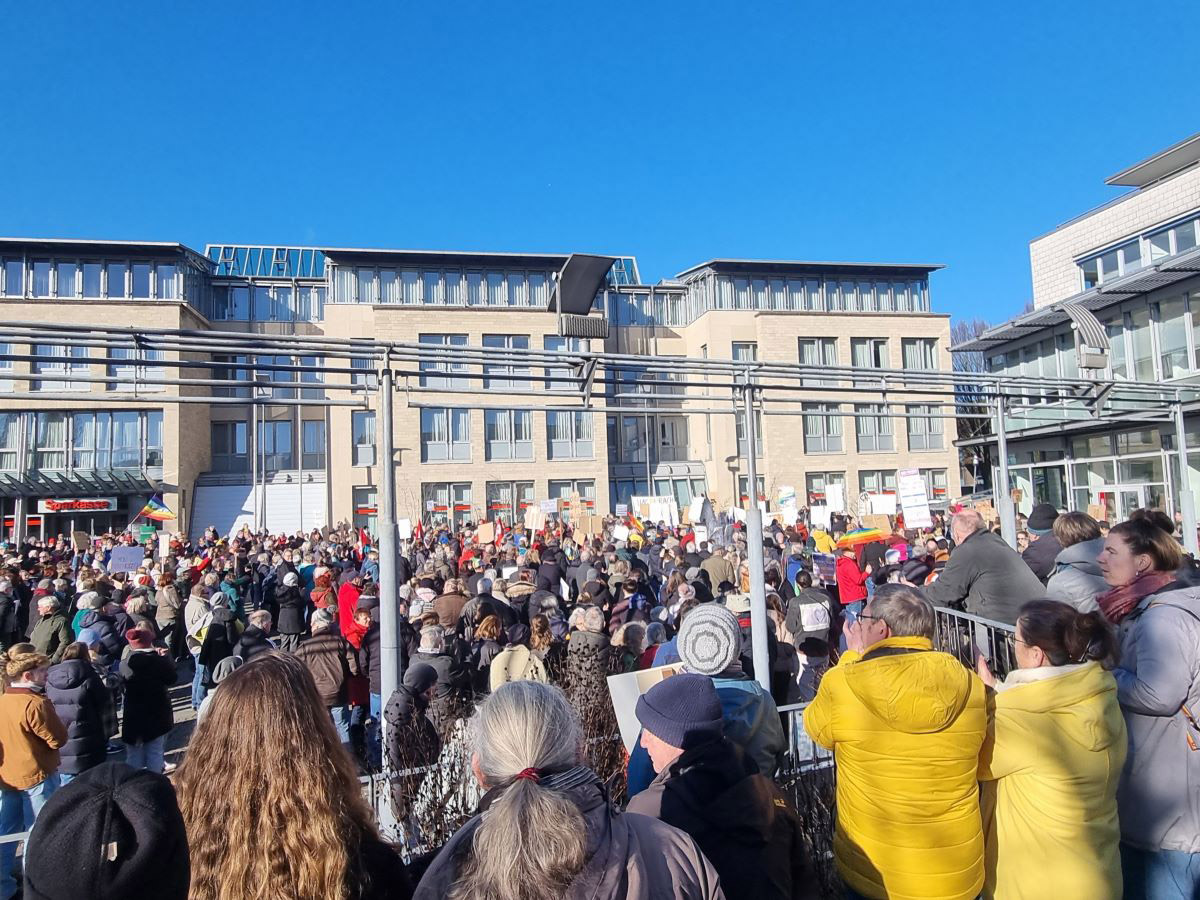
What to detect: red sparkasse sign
<box><xmin>37</xmin><ymin>497</ymin><xmax>118</xmax><ymax>513</ymax></box>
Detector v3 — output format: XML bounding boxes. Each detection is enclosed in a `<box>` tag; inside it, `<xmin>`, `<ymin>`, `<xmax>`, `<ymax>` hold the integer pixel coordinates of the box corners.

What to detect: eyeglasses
<box><xmin>857</xmin><ymin>613</ymin><xmax>884</xmax><ymax>624</ymax></box>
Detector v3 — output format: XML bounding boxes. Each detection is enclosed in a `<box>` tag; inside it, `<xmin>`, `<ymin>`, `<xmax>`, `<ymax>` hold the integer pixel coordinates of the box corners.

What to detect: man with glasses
<box><xmin>804</xmin><ymin>583</ymin><xmax>987</xmax><ymax>900</ymax></box>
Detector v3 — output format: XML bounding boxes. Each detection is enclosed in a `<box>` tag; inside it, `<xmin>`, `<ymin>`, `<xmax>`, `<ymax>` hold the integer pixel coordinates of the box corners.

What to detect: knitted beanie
<box><xmin>635</xmin><ymin>673</ymin><xmax>724</xmax><ymax>750</ymax></box>
<box><xmin>24</xmin><ymin>762</ymin><xmax>189</xmax><ymax>900</ymax></box>
<box><xmin>677</xmin><ymin>603</ymin><xmax>741</xmax><ymax>676</ymax></box>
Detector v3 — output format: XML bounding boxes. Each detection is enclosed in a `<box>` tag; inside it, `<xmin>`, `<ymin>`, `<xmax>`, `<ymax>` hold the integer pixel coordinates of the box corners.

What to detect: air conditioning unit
<box><xmin>559</xmin><ymin>313</ymin><xmax>609</xmax><ymax>339</ymax></box>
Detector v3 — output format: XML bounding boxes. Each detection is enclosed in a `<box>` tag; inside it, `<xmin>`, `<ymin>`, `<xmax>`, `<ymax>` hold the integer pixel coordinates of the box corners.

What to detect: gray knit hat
<box><xmin>678</xmin><ymin>603</ymin><xmax>741</xmax><ymax>676</ymax></box>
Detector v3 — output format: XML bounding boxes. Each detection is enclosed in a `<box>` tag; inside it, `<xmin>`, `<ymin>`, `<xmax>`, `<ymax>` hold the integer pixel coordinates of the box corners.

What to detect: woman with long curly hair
<box><xmin>176</xmin><ymin>652</ymin><xmax>412</xmax><ymax>900</ymax></box>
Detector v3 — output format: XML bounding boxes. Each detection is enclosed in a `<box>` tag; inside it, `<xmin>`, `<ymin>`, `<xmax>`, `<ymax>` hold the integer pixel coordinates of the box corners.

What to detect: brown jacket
<box><xmin>700</xmin><ymin>555</ymin><xmax>735</xmax><ymax>590</ymax></box>
<box><xmin>0</xmin><ymin>686</ymin><xmax>68</xmax><ymax>789</ymax></box>
<box><xmin>296</xmin><ymin>630</ymin><xmax>359</xmax><ymax>707</ymax></box>
<box><xmin>432</xmin><ymin>592</ymin><xmax>469</xmax><ymax>629</ymax></box>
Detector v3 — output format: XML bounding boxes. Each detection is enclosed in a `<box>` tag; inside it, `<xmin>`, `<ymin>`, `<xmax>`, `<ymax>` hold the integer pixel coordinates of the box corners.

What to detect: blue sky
<box><xmin>2</xmin><ymin>0</ymin><xmax>1198</xmax><ymax>325</ymax></box>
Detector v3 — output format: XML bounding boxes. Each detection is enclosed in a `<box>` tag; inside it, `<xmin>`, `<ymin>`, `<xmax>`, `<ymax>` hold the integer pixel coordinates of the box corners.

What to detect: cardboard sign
<box><xmin>862</xmin><ymin>514</ymin><xmax>892</xmax><ymax>533</ymax></box>
<box><xmin>71</xmin><ymin>530</ymin><xmax>91</xmax><ymax>552</ymax></box>
<box><xmin>109</xmin><ymin>546</ymin><xmax>145</xmax><ymax>574</ymax></box>
<box><xmin>975</xmin><ymin>501</ymin><xmax>998</xmax><ymax>523</ymax></box>
<box><xmin>524</xmin><ymin>506</ymin><xmax>546</xmax><ymax>531</ymax></box>
<box><xmin>475</xmin><ymin>522</ymin><xmax>495</xmax><ymax>544</ymax></box>
<box><xmin>397</xmin><ymin>518</ymin><xmax>413</xmax><ymax>540</ymax></box>
<box><xmin>607</xmin><ymin>664</ymin><xmax>684</xmax><ymax>753</ymax></box>
<box><xmin>1087</xmin><ymin>503</ymin><xmax>1107</xmax><ymax>523</ymax></box>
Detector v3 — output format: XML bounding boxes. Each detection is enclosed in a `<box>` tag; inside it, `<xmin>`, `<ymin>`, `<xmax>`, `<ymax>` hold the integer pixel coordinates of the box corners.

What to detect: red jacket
<box><xmin>836</xmin><ymin>556</ymin><xmax>869</xmax><ymax>606</ymax></box>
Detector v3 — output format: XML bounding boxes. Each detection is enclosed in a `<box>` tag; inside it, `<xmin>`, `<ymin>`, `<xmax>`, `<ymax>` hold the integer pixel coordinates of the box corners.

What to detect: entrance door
<box><xmin>1116</xmin><ymin>486</ymin><xmax>1146</xmax><ymax>521</ymax></box>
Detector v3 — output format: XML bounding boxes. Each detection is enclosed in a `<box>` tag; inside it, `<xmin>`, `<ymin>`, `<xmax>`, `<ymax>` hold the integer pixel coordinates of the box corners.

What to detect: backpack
<box><xmin>488</xmin><ymin>645</ymin><xmax>547</xmax><ymax>692</ymax></box>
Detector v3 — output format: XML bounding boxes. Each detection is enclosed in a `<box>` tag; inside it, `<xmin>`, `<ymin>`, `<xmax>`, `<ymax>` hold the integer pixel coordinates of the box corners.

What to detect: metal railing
<box><xmin>933</xmin><ymin>605</ymin><xmax>1018</xmax><ymax>679</ymax></box>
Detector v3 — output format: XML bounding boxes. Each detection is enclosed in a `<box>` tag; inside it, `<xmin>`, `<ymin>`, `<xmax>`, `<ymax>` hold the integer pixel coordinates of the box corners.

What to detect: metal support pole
<box><xmin>994</xmin><ymin>397</ymin><xmax>1017</xmax><ymax>548</ymax></box>
<box><xmin>250</xmin><ymin>402</ymin><xmax>258</xmax><ymax>532</ymax></box>
<box><xmin>741</xmin><ymin>378</ymin><xmax>770</xmax><ymax>692</ymax></box>
<box><xmin>378</xmin><ymin>354</ymin><xmax>400</xmax><ymax>729</ymax></box>
<box><xmin>1174</xmin><ymin>398</ymin><xmax>1199</xmax><ymax>556</ymax></box>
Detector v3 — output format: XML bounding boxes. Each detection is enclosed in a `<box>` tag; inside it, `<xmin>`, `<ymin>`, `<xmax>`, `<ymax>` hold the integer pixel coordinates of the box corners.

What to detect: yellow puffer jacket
<box><xmin>811</xmin><ymin>529</ymin><xmax>836</xmax><ymax>554</ymax></box>
<box><xmin>979</xmin><ymin>662</ymin><xmax>1126</xmax><ymax>899</ymax></box>
<box><xmin>804</xmin><ymin>636</ymin><xmax>986</xmax><ymax>900</ymax></box>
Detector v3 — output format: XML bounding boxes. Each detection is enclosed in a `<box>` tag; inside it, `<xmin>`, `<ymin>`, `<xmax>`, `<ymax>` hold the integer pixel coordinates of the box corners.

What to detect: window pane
<box><xmin>4</xmin><ymin>260</ymin><xmax>23</xmax><ymax>295</ymax></box>
<box><xmin>32</xmin><ymin>261</ymin><xmax>51</xmax><ymax>296</ymax></box>
<box><xmin>106</xmin><ymin>262</ymin><xmax>126</xmax><ymax>298</ymax></box>
<box><xmin>253</xmin><ymin>286</ymin><xmax>272</xmax><ymax>320</ymax></box>
<box><xmin>156</xmin><ymin>263</ymin><xmax>177</xmax><ymax>299</ymax></box>
<box><xmin>82</xmin><ymin>262</ymin><xmax>101</xmax><ymax>297</ymax></box>
<box><xmin>131</xmin><ymin>263</ymin><xmax>151</xmax><ymax>298</ymax></box>
<box><xmin>56</xmin><ymin>262</ymin><xmax>77</xmax><ymax>298</ymax></box>
<box><xmin>1158</xmin><ymin>297</ymin><xmax>1190</xmax><ymax>379</ymax></box>
<box><xmin>358</xmin><ymin>269</ymin><xmax>377</xmax><ymax>304</ymax></box>
<box><xmin>1177</xmin><ymin>220</ymin><xmax>1198</xmax><ymax>254</ymax></box>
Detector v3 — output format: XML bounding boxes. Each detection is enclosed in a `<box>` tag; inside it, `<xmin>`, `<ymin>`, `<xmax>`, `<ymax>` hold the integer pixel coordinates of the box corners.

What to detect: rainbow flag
<box><xmin>138</xmin><ymin>495</ymin><xmax>176</xmax><ymax>522</ymax></box>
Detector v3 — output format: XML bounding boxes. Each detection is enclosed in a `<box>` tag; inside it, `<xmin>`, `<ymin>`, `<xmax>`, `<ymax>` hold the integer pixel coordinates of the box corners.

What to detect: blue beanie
<box><xmin>635</xmin><ymin>673</ymin><xmax>724</xmax><ymax>750</ymax></box>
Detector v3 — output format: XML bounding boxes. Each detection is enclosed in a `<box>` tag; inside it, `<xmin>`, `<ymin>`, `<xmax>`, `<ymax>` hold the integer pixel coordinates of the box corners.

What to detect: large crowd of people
<box><xmin>0</xmin><ymin>498</ymin><xmax>1193</xmax><ymax>898</ymax></box>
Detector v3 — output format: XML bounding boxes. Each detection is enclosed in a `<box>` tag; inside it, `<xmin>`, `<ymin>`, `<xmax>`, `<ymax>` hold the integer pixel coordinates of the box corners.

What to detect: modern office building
<box><xmin>955</xmin><ymin>133</ymin><xmax>1200</xmax><ymax>522</ymax></box>
<box><xmin>0</xmin><ymin>237</ymin><xmax>959</xmax><ymax>539</ymax></box>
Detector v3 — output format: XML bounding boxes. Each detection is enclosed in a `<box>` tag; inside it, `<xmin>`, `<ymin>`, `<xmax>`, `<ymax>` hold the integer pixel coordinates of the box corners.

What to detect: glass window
<box><xmin>352</xmin><ymin>411</ymin><xmax>376</xmax><ymax>466</ymax></box>
<box><xmin>422</xmin><ymin>271</ymin><xmax>442</xmax><ymax>304</ymax></box>
<box><xmin>547</xmin><ymin>411</ymin><xmax>593</xmax><ymax>459</ymax></box>
<box><xmin>1057</xmin><ymin>332</ymin><xmax>1078</xmax><ymax>379</ymax></box>
<box><xmin>1117</xmin><ymin>428</ymin><xmax>1161</xmax><ymax>454</ymax></box>
<box><xmin>301</xmin><ymin>420</ymin><xmax>325</xmax><ymax>470</ymax></box>
<box><xmin>273</xmin><ymin>286</ymin><xmax>293</xmax><ymax>322</ymax></box>
<box><xmin>34</xmin><ymin>412</ymin><xmax>67</xmax><ymax>470</ymax></box>
<box><xmin>0</xmin><ymin>412</ymin><xmax>20</xmax><ymax>470</ymax></box>
<box><xmin>298</xmin><ymin>355</ymin><xmax>323</xmax><ymax>399</ymax></box>
<box><xmin>1177</xmin><ymin>220</ymin><xmax>1198</xmax><ymax>254</ymax></box>
<box><xmin>111</xmin><ymin>412</ymin><xmax>140</xmax><ymax>468</ymax></box>
<box><xmin>418</xmin><ymin>334</ymin><xmax>469</xmax><ymax>389</ymax></box>
<box><xmin>144</xmin><ymin>410</ymin><xmax>163</xmax><ymax>467</ymax></box>
<box><xmin>353</xmin><ymin>486</ymin><xmax>378</xmax><ymax>535</ymax></box>
<box><xmin>906</xmin><ymin>403</ymin><xmax>943</xmax><ymax>450</ymax></box>
<box><xmin>1106</xmin><ymin>317</ymin><xmax>1128</xmax><ymax>379</ymax></box>
<box><xmin>210</xmin><ymin>421</ymin><xmax>248</xmax><ymax>473</ymax></box>
<box><xmin>420</xmin><ymin>408</ymin><xmax>470</xmax><ymax>462</ymax></box>
<box><xmin>1129</xmin><ymin>306</ymin><xmax>1154</xmax><ymax>381</ymax></box>
<box><xmin>487</xmin><ymin>272</ymin><xmax>505</xmax><ymax>306</ymax></box>
<box><xmin>1122</xmin><ymin>240</ymin><xmax>1143</xmax><ymax>274</ymax></box>
<box><xmin>467</xmin><ymin>272</ymin><xmax>484</xmax><ymax>306</ymax></box>
<box><xmin>253</xmin><ymin>285</ymin><xmax>272</xmax><ymax>320</ymax></box>
<box><xmin>482</xmin><ymin>334</ymin><xmax>530</xmax><ymax>390</ymax></box>
<box><xmin>444</xmin><ymin>270</ymin><xmax>462</xmax><ymax>305</ymax></box>
<box><xmin>229</xmin><ymin>285</ymin><xmax>249</xmax><ymax>320</ymax></box>
<box><xmin>851</xmin><ymin>338</ymin><xmax>888</xmax><ymax>369</ymax></box>
<box><xmin>33</xmin><ymin>343</ymin><xmax>89</xmax><ymax>391</ymax></box>
<box><xmin>1099</xmin><ymin>249</ymin><xmax>1120</xmax><ymax>283</ymax></box>
<box><xmin>732</xmin><ymin>341</ymin><xmax>757</xmax><ymax>362</ymax></box>
<box><xmin>356</xmin><ymin>269</ymin><xmax>377</xmax><ymax>304</ymax></box>
<box><xmin>484</xmin><ymin>410</ymin><xmax>533</xmax><ymax>460</ymax></box>
<box><xmin>735</xmin><ymin>408</ymin><xmax>763</xmax><ymax>458</ymax></box>
<box><xmin>798</xmin><ymin>338</ymin><xmax>838</xmax><ymax>386</ymax></box>
<box><xmin>130</xmin><ymin>263</ymin><xmax>151</xmax><ymax>298</ymax></box>
<box><xmin>105</xmin><ymin>262</ymin><xmax>126</xmax><ymax>298</ymax></box>
<box><xmin>55</xmin><ymin>262</ymin><xmax>77</xmax><ymax>298</ymax></box>
<box><xmin>803</xmin><ymin>403</ymin><xmax>843</xmax><ymax>453</ymax></box>
<box><xmin>902</xmin><ymin>338</ymin><xmax>938</xmax><ymax>370</ymax></box>
<box><xmin>1157</xmin><ymin>296</ymin><xmax>1190</xmax><ymax>379</ymax></box>
<box><xmin>32</xmin><ymin>260</ymin><xmax>52</xmax><ymax>296</ymax></box>
<box><xmin>156</xmin><ymin>263</ymin><xmax>177</xmax><ymax>299</ymax></box>
<box><xmin>399</xmin><ymin>269</ymin><xmax>420</xmax><ymax>304</ymax></box>
<box><xmin>257</xmin><ymin>420</ymin><xmax>294</xmax><ymax>471</ymax></box>
<box><xmin>507</xmin><ymin>272</ymin><xmax>526</xmax><ymax>306</ymax></box>
<box><xmin>1080</xmin><ymin>257</ymin><xmax>1099</xmax><ymax>290</ymax></box>
<box><xmin>3</xmin><ymin>259</ymin><xmax>23</xmax><ymax>296</ymax></box>
<box><xmin>1070</xmin><ymin>434</ymin><xmax>1114</xmax><ymax>458</ymax></box>
<box><xmin>378</xmin><ymin>269</ymin><xmax>399</xmax><ymax>304</ymax></box>
<box><xmin>855</xmin><ymin>404</ymin><xmax>894</xmax><ymax>452</ymax></box>
<box><xmin>1150</xmin><ymin>230</ymin><xmax>1173</xmax><ymax>261</ymax></box>
<box><xmin>351</xmin><ymin>357</ymin><xmax>378</xmax><ymax>390</ymax></box>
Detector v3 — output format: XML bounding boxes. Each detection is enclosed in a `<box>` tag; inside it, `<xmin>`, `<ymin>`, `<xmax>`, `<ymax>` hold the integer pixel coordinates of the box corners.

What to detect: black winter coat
<box><xmin>232</xmin><ymin>624</ymin><xmax>274</xmax><ymax>662</ymax></box>
<box><xmin>45</xmin><ymin>659</ymin><xmax>110</xmax><ymax>775</ymax></box>
<box><xmin>626</xmin><ymin>738</ymin><xmax>806</xmax><ymax>900</ymax></box>
<box><xmin>118</xmin><ymin>650</ymin><xmax>176</xmax><ymax>743</ymax></box>
<box><xmin>198</xmin><ymin>607</ymin><xmax>240</xmax><ymax>674</ymax></box>
<box><xmin>275</xmin><ymin>585</ymin><xmax>306</xmax><ymax>635</ymax></box>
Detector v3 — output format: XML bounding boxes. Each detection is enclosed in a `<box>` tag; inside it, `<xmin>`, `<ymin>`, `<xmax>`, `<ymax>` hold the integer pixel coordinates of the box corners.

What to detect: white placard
<box><xmin>612</xmin><ymin>524</ymin><xmax>630</xmax><ymax>540</ymax></box>
<box><xmin>688</xmin><ymin>496</ymin><xmax>705</xmax><ymax>521</ymax></box>
<box><xmin>631</xmin><ymin>495</ymin><xmax>680</xmax><ymax>528</ymax></box>
<box><xmin>777</xmin><ymin>485</ymin><xmax>797</xmax><ymax>509</ymax></box>
<box><xmin>826</xmin><ymin>483</ymin><xmax>845</xmax><ymax>514</ymax></box>
<box><xmin>615</xmin><ymin>503</ymin><xmax>628</xmax><ymax>517</ymax></box>
<box><xmin>731</xmin><ymin>507</ymin><xmax>746</xmax><ymax>523</ymax></box>
<box><xmin>109</xmin><ymin>546</ymin><xmax>146</xmax><ymax>574</ymax></box>
<box><xmin>810</xmin><ymin>505</ymin><xmax>831</xmax><ymax>530</ymax></box>
<box><xmin>397</xmin><ymin>518</ymin><xmax>413</xmax><ymax>540</ymax></box>
<box><xmin>539</xmin><ymin>499</ymin><xmax>559</xmax><ymax>514</ymax></box>
<box><xmin>693</xmin><ymin>525</ymin><xmax>708</xmax><ymax>544</ymax></box>
<box><xmin>897</xmin><ymin>468</ymin><xmax>933</xmax><ymax>529</ymax></box>
<box><xmin>425</xmin><ymin>500</ymin><xmax>435</xmax><ymax>512</ymax></box>
<box><xmin>781</xmin><ymin>506</ymin><xmax>800</xmax><ymax>526</ymax></box>
<box><xmin>868</xmin><ymin>493</ymin><xmax>897</xmax><ymax>516</ymax></box>
<box><xmin>157</xmin><ymin>533</ymin><xmax>170</xmax><ymax>559</ymax></box>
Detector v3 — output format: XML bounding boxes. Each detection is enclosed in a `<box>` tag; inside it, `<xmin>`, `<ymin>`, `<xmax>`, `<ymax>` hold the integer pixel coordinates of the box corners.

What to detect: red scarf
<box><xmin>1096</xmin><ymin>571</ymin><xmax>1176</xmax><ymax>624</ymax></box>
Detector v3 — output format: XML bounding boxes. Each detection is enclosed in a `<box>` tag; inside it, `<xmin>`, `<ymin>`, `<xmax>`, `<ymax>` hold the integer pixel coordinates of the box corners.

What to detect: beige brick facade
<box><xmin>1030</xmin><ymin>165</ymin><xmax>1200</xmax><ymax>308</ymax></box>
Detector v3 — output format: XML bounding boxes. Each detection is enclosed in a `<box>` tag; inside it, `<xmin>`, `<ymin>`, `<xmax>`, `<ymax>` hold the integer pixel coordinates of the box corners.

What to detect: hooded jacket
<box><xmin>30</xmin><ymin>612</ymin><xmax>74</xmax><ymax>664</ymax></box>
<box><xmin>1044</xmin><ymin>538</ymin><xmax>1108</xmax><ymax>614</ymax></box>
<box><xmin>627</xmin><ymin>738</ymin><xmax>804</xmax><ymax>900</ymax></box>
<box><xmin>979</xmin><ymin>662</ymin><xmax>1125</xmax><ymax>900</ymax></box>
<box><xmin>1020</xmin><ymin>532</ymin><xmax>1063</xmax><ymax>584</ymax></box>
<box><xmin>1112</xmin><ymin>583</ymin><xmax>1200</xmax><ymax>854</ymax></box>
<box><xmin>804</xmin><ymin>635</ymin><xmax>987</xmax><ymax>900</ymax></box>
<box><xmin>415</xmin><ymin>777</ymin><xmax>723</xmax><ymax>900</ymax></box>
<box><xmin>45</xmin><ymin>659</ymin><xmax>110</xmax><ymax>775</ymax></box>
<box><xmin>77</xmin><ymin>609</ymin><xmax>124</xmax><ymax>667</ymax></box>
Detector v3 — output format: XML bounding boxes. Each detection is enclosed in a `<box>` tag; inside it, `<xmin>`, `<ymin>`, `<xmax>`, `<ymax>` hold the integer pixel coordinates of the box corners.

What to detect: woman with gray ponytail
<box><xmin>415</xmin><ymin>680</ymin><xmax>724</xmax><ymax>900</ymax></box>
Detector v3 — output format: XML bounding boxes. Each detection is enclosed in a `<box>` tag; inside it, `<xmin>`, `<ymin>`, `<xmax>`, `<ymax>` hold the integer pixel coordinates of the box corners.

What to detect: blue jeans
<box><xmin>365</xmin><ymin>692</ymin><xmax>382</xmax><ymax>767</ymax></box>
<box><xmin>0</xmin><ymin>774</ymin><xmax>60</xmax><ymax>899</ymax></box>
<box><xmin>1122</xmin><ymin>843</ymin><xmax>1200</xmax><ymax>899</ymax></box>
<box><xmin>330</xmin><ymin>705</ymin><xmax>354</xmax><ymax>749</ymax></box>
<box><xmin>125</xmin><ymin>736</ymin><xmax>166</xmax><ymax>774</ymax></box>
<box><xmin>840</xmin><ymin>600</ymin><xmax>865</xmax><ymax>653</ymax></box>
<box><xmin>191</xmin><ymin>653</ymin><xmax>210</xmax><ymax>710</ymax></box>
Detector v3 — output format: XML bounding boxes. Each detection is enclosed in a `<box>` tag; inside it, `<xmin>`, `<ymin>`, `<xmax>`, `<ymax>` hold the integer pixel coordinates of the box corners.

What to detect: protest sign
<box><xmin>539</xmin><ymin>499</ymin><xmax>559</xmax><ymax>514</ymax></box>
<box><xmin>158</xmin><ymin>533</ymin><xmax>170</xmax><ymax>559</ymax></box>
<box><xmin>1087</xmin><ymin>503</ymin><xmax>1107</xmax><ymax>523</ymax></box>
<box><xmin>897</xmin><ymin>468</ymin><xmax>933</xmax><ymax>529</ymax></box>
<box><xmin>397</xmin><ymin>518</ymin><xmax>413</xmax><ymax>540</ymax></box>
<box><xmin>109</xmin><ymin>545</ymin><xmax>145</xmax><ymax>574</ymax></box>
<box><xmin>475</xmin><ymin>522</ymin><xmax>495</xmax><ymax>544</ymax></box>
<box><xmin>810</xmin><ymin>505</ymin><xmax>831</xmax><ymax>530</ymax></box>
<box><xmin>868</xmin><ymin>493</ymin><xmax>897</xmax><ymax>516</ymax></box>
<box><xmin>615</xmin><ymin>503</ymin><xmax>628</xmax><ymax>517</ymax></box>
<box><xmin>71</xmin><ymin>530</ymin><xmax>90</xmax><ymax>552</ymax></box>
<box><xmin>813</xmin><ymin>552</ymin><xmax>837</xmax><ymax>584</ymax></box>
<box><xmin>777</xmin><ymin>485</ymin><xmax>797</xmax><ymax>510</ymax></box>
<box><xmin>826</xmin><ymin>483</ymin><xmax>846</xmax><ymax>513</ymax></box>
<box><xmin>688</xmin><ymin>496</ymin><xmax>705</xmax><ymax>522</ymax></box>
<box><xmin>612</xmin><ymin>524</ymin><xmax>630</xmax><ymax>540</ymax></box>
<box><xmin>693</xmin><ymin>525</ymin><xmax>708</xmax><ymax>544</ymax></box>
